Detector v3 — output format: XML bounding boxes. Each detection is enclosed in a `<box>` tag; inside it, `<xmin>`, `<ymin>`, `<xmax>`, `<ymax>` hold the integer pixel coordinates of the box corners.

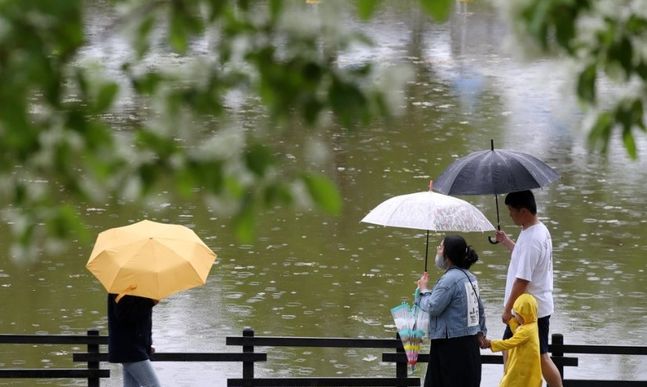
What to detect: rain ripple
<box><xmin>349</xmin><ymin>315</ymin><xmax>382</xmax><ymax>326</ymax></box>
<box><xmin>571</xmin><ymin>292</ymin><xmax>612</xmax><ymax>300</ymax></box>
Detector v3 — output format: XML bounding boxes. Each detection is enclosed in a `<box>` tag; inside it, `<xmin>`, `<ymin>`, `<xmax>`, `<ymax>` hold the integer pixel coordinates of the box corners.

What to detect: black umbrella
<box><xmin>433</xmin><ymin>139</ymin><xmax>559</xmax><ymax>243</ymax></box>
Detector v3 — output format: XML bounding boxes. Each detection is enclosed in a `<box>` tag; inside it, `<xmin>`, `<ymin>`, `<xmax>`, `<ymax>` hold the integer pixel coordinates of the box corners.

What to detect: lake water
<box><xmin>1</xmin><ymin>1</ymin><xmax>646</xmax><ymax>385</ymax></box>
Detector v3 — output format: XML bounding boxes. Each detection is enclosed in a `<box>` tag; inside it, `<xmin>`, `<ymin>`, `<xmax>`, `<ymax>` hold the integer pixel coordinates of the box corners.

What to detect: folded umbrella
<box><xmin>391</xmin><ymin>302</ymin><xmax>427</xmax><ymax>373</ymax></box>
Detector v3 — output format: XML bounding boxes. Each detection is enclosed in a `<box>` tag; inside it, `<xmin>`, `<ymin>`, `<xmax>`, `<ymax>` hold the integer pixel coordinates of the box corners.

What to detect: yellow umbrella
<box><xmin>86</xmin><ymin>220</ymin><xmax>217</xmax><ymax>300</ymax></box>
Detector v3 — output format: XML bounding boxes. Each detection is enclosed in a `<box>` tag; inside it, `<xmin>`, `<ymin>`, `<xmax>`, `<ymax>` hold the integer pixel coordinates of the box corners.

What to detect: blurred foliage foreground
<box><xmin>0</xmin><ymin>0</ymin><xmax>644</xmax><ymax>263</ymax></box>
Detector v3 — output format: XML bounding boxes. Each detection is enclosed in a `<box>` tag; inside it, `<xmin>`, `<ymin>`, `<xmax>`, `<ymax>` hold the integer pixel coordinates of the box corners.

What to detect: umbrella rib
<box><xmin>154</xmin><ymin>241</ymin><xmax>163</xmax><ymax>300</ymax></box>
<box><xmin>515</xmin><ymin>151</ymin><xmax>558</xmax><ymax>184</ymax></box>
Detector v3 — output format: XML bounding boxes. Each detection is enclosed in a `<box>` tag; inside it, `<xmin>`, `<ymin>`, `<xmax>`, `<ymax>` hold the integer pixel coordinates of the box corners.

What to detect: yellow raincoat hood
<box><xmin>490</xmin><ymin>293</ymin><xmax>542</xmax><ymax>387</ymax></box>
<box><xmin>513</xmin><ymin>293</ymin><xmax>538</xmax><ymax>325</ymax></box>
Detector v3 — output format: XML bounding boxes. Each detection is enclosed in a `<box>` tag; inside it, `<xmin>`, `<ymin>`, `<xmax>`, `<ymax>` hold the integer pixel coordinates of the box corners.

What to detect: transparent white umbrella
<box><xmin>361</xmin><ymin>181</ymin><xmax>494</xmax><ymax>271</ymax></box>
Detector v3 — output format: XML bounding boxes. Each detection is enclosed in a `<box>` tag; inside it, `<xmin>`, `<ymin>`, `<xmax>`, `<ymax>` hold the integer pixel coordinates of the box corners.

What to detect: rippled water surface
<box><xmin>2</xmin><ymin>1</ymin><xmax>647</xmax><ymax>386</ymax></box>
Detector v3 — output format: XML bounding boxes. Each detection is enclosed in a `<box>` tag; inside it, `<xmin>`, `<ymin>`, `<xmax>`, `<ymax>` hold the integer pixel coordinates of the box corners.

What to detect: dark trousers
<box><xmin>424</xmin><ymin>334</ymin><xmax>482</xmax><ymax>387</ymax></box>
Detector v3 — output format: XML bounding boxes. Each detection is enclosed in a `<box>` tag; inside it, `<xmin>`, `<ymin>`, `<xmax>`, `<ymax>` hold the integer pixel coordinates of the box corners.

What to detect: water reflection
<box><xmin>2</xmin><ymin>1</ymin><xmax>647</xmax><ymax>385</ymax></box>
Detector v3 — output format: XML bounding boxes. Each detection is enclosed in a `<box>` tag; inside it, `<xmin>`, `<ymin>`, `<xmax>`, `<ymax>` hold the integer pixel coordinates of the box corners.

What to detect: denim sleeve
<box><xmin>416</xmin><ymin>278</ymin><xmax>453</xmax><ymax>317</ymax></box>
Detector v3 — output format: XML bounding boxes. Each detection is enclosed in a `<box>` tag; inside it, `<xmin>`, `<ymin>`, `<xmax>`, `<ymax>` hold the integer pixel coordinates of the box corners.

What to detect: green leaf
<box><xmin>75</xmin><ymin>69</ymin><xmax>89</xmax><ymax>98</ymax></box>
<box><xmin>83</xmin><ymin>121</ymin><xmax>113</xmax><ymax>150</ymax></box>
<box><xmin>329</xmin><ymin>78</ymin><xmax>368</xmax><ymax>127</ymax></box>
<box><xmin>135</xmin><ymin>15</ymin><xmax>156</xmax><ymax>58</ymax></box>
<box><xmin>419</xmin><ymin>0</ymin><xmax>453</xmax><ymax>22</ymax></box>
<box><xmin>615</xmin><ymin>99</ymin><xmax>644</xmax><ymax>159</ymax></box>
<box><xmin>356</xmin><ymin>0</ymin><xmax>380</xmax><ymax>20</ymax></box>
<box><xmin>636</xmin><ymin>61</ymin><xmax>647</xmax><ymax>81</ymax></box>
<box><xmin>194</xmin><ymin>160</ymin><xmax>224</xmax><ymax>194</ymax></box>
<box><xmin>616</xmin><ymin>101</ymin><xmax>633</xmax><ymax>134</ymax></box>
<box><xmin>94</xmin><ymin>82</ymin><xmax>119</xmax><ymax>113</ymax></box>
<box><xmin>47</xmin><ymin>204</ymin><xmax>90</xmax><ymax>242</ymax></box>
<box><xmin>587</xmin><ymin>112</ymin><xmax>613</xmax><ymax>153</ymax></box>
<box><xmin>14</xmin><ymin>183</ymin><xmax>27</xmax><ymax>204</ymax></box>
<box><xmin>303</xmin><ymin>97</ymin><xmax>323</xmax><ymax>125</ymax></box>
<box><xmin>625</xmin><ymin>14</ymin><xmax>647</xmax><ymax>34</ymax></box>
<box><xmin>132</xmin><ymin>72</ymin><xmax>164</xmax><ymax>95</ymax></box>
<box><xmin>554</xmin><ymin>6</ymin><xmax>577</xmax><ymax>52</ymax></box>
<box><xmin>176</xmin><ymin>167</ymin><xmax>197</xmax><ymax>198</ymax></box>
<box><xmin>301</xmin><ymin>173</ymin><xmax>341</xmax><ymax>215</ymax></box>
<box><xmin>245</xmin><ymin>143</ymin><xmax>274</xmax><ymax>177</ymax></box>
<box><xmin>264</xmin><ymin>183</ymin><xmax>293</xmax><ymax>206</ymax></box>
<box><xmin>136</xmin><ymin>129</ymin><xmax>177</xmax><ymax>157</ymax></box>
<box><xmin>622</xmin><ymin>126</ymin><xmax>637</xmax><ymax>159</ymax></box>
<box><xmin>233</xmin><ymin>194</ymin><xmax>255</xmax><ymax>243</ymax></box>
<box><xmin>608</xmin><ymin>36</ymin><xmax>633</xmax><ymax>78</ymax></box>
<box><xmin>169</xmin><ymin>8</ymin><xmax>189</xmax><ymax>53</ymax></box>
<box><xmin>525</xmin><ymin>0</ymin><xmax>551</xmax><ymax>48</ymax></box>
<box><xmin>577</xmin><ymin>64</ymin><xmax>596</xmax><ymax>103</ymax></box>
<box><xmin>138</xmin><ymin>162</ymin><xmax>160</xmax><ymax>193</ymax></box>
<box><xmin>269</xmin><ymin>0</ymin><xmax>283</xmax><ymax>20</ymax></box>
<box><xmin>224</xmin><ymin>175</ymin><xmax>245</xmax><ymax>199</ymax></box>
<box><xmin>631</xmin><ymin>99</ymin><xmax>645</xmax><ymax>131</ymax></box>
<box><xmin>206</xmin><ymin>0</ymin><xmax>227</xmax><ymax>21</ymax></box>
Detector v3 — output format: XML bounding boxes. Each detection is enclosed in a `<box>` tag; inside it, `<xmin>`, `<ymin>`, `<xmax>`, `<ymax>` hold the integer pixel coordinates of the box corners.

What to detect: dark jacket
<box><xmin>107</xmin><ymin>293</ymin><xmax>155</xmax><ymax>363</ymax></box>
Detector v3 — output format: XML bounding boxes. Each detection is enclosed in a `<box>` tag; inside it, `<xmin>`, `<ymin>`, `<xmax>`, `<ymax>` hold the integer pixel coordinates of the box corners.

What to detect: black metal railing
<box><xmin>0</xmin><ymin>330</ymin><xmax>109</xmax><ymax>387</ymax></box>
<box><xmin>225</xmin><ymin>328</ymin><xmax>419</xmax><ymax>386</ymax></box>
<box><xmin>0</xmin><ymin>329</ymin><xmax>645</xmax><ymax>386</ymax></box>
<box><xmin>549</xmin><ymin>333</ymin><xmax>647</xmax><ymax>387</ymax></box>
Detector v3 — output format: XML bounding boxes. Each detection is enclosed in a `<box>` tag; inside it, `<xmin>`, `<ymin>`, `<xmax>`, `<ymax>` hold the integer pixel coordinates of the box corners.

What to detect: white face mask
<box><xmin>435</xmin><ymin>254</ymin><xmax>448</xmax><ymax>270</ymax></box>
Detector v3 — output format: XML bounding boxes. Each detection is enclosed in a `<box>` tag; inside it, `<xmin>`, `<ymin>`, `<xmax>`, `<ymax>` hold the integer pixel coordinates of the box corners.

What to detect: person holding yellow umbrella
<box><xmin>108</xmin><ymin>293</ymin><xmax>161</xmax><ymax>387</ymax></box>
<box><xmin>87</xmin><ymin>220</ymin><xmax>218</xmax><ymax>386</ymax></box>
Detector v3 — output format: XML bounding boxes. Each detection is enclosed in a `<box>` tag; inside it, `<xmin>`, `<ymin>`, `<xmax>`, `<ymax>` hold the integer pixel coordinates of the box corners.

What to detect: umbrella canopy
<box><xmin>433</xmin><ymin>141</ymin><xmax>559</xmax><ymax>195</ymax></box>
<box><xmin>433</xmin><ymin>140</ymin><xmax>559</xmax><ymax>242</ymax></box>
<box><xmin>361</xmin><ymin>184</ymin><xmax>494</xmax><ymax>270</ymax></box>
<box><xmin>361</xmin><ymin>190</ymin><xmax>495</xmax><ymax>232</ymax></box>
<box><xmin>86</xmin><ymin>220</ymin><xmax>217</xmax><ymax>300</ymax></box>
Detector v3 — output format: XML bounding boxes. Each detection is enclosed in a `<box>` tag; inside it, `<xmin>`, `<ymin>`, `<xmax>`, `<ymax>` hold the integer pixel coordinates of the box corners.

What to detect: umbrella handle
<box><xmin>489</xmin><ymin>217</ymin><xmax>501</xmax><ymax>244</ymax></box>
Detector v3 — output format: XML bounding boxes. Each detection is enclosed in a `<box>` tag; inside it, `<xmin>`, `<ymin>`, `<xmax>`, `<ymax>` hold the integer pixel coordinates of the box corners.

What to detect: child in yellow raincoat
<box><xmin>483</xmin><ymin>293</ymin><xmax>542</xmax><ymax>387</ymax></box>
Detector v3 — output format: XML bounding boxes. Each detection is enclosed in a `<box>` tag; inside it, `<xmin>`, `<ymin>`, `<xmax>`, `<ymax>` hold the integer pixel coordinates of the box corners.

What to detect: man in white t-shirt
<box><xmin>495</xmin><ymin>190</ymin><xmax>563</xmax><ymax>387</ymax></box>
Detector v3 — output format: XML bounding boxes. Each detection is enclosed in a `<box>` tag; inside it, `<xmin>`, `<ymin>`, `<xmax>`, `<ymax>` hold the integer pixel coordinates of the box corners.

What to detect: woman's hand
<box><xmin>477</xmin><ymin>332</ymin><xmax>490</xmax><ymax>349</ymax></box>
<box><xmin>417</xmin><ymin>272</ymin><xmax>430</xmax><ymax>292</ymax></box>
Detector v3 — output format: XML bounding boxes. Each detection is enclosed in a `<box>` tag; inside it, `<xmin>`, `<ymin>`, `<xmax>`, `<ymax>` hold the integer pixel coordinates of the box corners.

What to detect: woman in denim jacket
<box><xmin>415</xmin><ymin>235</ymin><xmax>487</xmax><ymax>387</ymax></box>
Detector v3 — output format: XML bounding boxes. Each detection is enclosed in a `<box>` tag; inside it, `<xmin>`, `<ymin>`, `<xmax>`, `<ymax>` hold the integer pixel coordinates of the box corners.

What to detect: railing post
<box><xmin>87</xmin><ymin>329</ymin><xmax>100</xmax><ymax>387</ymax></box>
<box><xmin>395</xmin><ymin>332</ymin><xmax>408</xmax><ymax>385</ymax></box>
<box><xmin>551</xmin><ymin>333</ymin><xmax>564</xmax><ymax>384</ymax></box>
<box><xmin>242</xmin><ymin>328</ymin><xmax>255</xmax><ymax>387</ymax></box>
